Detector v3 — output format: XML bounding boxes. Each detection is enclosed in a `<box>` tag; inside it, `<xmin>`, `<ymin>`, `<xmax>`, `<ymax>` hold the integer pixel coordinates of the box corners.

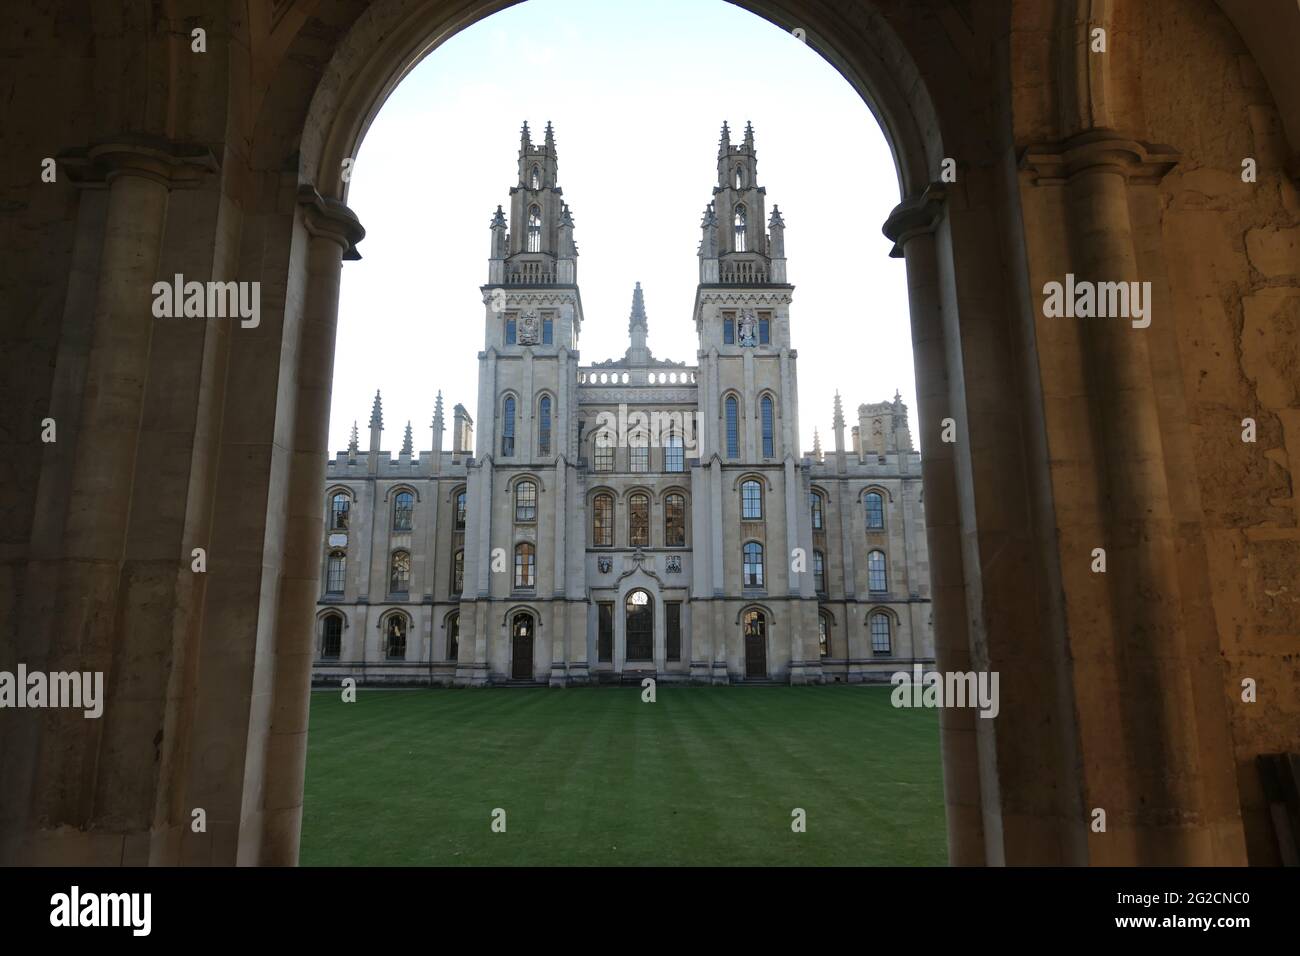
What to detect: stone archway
<box><xmin>2</xmin><ymin>0</ymin><xmax>1297</xmax><ymax>868</ymax></box>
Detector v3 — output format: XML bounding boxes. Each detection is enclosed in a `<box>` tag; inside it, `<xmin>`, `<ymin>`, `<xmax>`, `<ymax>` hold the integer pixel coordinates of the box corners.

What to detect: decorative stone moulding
<box><xmin>298</xmin><ymin>184</ymin><xmax>367</xmax><ymax>260</ymax></box>
<box><xmin>57</xmin><ymin>133</ymin><xmax>219</xmax><ymax>189</ymax></box>
<box><xmin>1018</xmin><ymin>128</ymin><xmax>1181</xmax><ymax>186</ymax></box>
<box><xmin>881</xmin><ymin>182</ymin><xmax>947</xmax><ymax>258</ymax></box>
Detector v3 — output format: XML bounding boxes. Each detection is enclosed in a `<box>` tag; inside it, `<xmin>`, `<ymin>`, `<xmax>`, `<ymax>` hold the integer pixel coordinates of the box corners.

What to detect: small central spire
<box><xmin>624</xmin><ymin>281</ymin><xmax>652</xmax><ymax>365</ymax></box>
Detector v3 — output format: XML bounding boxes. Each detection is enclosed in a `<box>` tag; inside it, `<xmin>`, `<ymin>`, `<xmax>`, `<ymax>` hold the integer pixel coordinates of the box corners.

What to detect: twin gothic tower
<box><xmin>320</xmin><ymin>122</ymin><xmax>931</xmax><ymax>687</ymax></box>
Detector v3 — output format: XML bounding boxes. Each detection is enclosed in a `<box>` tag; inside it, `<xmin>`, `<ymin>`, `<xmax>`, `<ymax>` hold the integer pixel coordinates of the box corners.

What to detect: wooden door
<box><xmin>512</xmin><ymin>614</ymin><xmax>533</xmax><ymax>680</ymax></box>
<box><xmin>744</xmin><ymin>611</ymin><xmax>767</xmax><ymax>678</ymax></box>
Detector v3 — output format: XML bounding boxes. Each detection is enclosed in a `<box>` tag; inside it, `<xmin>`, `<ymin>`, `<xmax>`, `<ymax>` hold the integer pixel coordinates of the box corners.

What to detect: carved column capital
<box><xmin>57</xmin><ymin>134</ymin><xmax>219</xmax><ymax>189</ymax></box>
<box><xmin>882</xmin><ymin>183</ymin><xmax>947</xmax><ymax>258</ymax></box>
<box><xmin>297</xmin><ymin>185</ymin><xmax>366</xmax><ymax>260</ymax></box>
<box><xmin>1019</xmin><ymin>128</ymin><xmax>1180</xmax><ymax>186</ymax></box>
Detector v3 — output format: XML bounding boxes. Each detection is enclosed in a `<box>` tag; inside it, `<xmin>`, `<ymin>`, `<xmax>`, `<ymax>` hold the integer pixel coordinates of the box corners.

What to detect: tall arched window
<box><xmin>530</xmin><ymin>165</ymin><xmax>540</xmax><ymax>189</ymax></box>
<box><xmin>392</xmin><ymin>491</ymin><xmax>414</xmax><ymax>531</ymax></box>
<box><xmin>725</xmin><ymin>395</ymin><xmax>739</xmax><ymax>459</ymax></box>
<box><xmin>501</xmin><ymin>395</ymin><xmax>516</xmax><ymax>457</ymax></box>
<box><xmin>326</xmin><ymin>551</ymin><xmax>346</xmax><ymax>594</ymax></box>
<box><xmin>741</xmin><ymin>479</ymin><xmax>763</xmax><ymax>520</ymax></box>
<box><xmin>330</xmin><ymin>493</ymin><xmax>350</xmax><ymax>530</ymax></box>
<box><xmin>733</xmin><ymin>204</ymin><xmax>747</xmax><ymax>252</ymax></box>
<box><xmin>867</xmin><ymin>550</ymin><xmax>887</xmax><ymax>592</ymax></box>
<box><xmin>451</xmin><ymin>549</ymin><xmax>464</xmax><ymax>595</ymax></box>
<box><xmin>446</xmin><ymin>612</ymin><xmax>460</xmax><ymax>661</ymax></box>
<box><xmin>537</xmin><ymin>395</ymin><xmax>552</xmax><ymax>456</ymax></box>
<box><xmin>625</xmin><ymin>590</ymin><xmax>653</xmax><ymax>662</ymax></box>
<box><xmin>664</xmin><ymin>492</ymin><xmax>686</xmax><ymax>547</ymax></box>
<box><xmin>743</xmin><ymin>541</ymin><xmax>764</xmax><ymax>588</ymax></box>
<box><xmin>592</xmin><ymin>494</ymin><xmax>614</xmax><ymax>547</ymax></box>
<box><xmin>390</xmin><ymin>550</ymin><xmax>411</xmax><ymax>595</ymax></box>
<box><xmin>664</xmin><ymin>431</ymin><xmax>684</xmax><ymax>472</ymax></box>
<box><xmin>865</xmin><ymin>491</ymin><xmax>885</xmax><ymax>530</ymax></box>
<box><xmin>818</xmin><ymin>612</ymin><xmax>831</xmax><ymax>658</ymax></box>
<box><xmin>760</xmin><ymin>395</ymin><xmax>775</xmax><ymax>457</ymax></box>
<box><xmin>814</xmin><ymin>550</ymin><xmax>826</xmax><ymax>594</ymax></box>
<box><xmin>870</xmin><ymin>612</ymin><xmax>892</xmax><ymax>655</ymax></box>
<box><xmin>810</xmin><ymin>491</ymin><xmax>825</xmax><ymax>531</ymax></box>
<box><xmin>734</xmin><ymin>165</ymin><xmax>743</xmax><ymax>189</ymax></box>
<box><xmin>514</xmin><ymin>542</ymin><xmax>536</xmax><ymax>590</ymax></box>
<box><xmin>384</xmin><ymin>614</ymin><xmax>408</xmax><ymax>660</ymax></box>
<box><xmin>527</xmin><ymin>205</ymin><xmax>542</xmax><ymax>252</ymax></box>
<box><xmin>320</xmin><ymin>614</ymin><xmax>342</xmax><ymax>660</ymax></box>
<box><xmin>454</xmin><ymin>489</ymin><xmax>467</xmax><ymax>530</ymax></box>
<box><xmin>629</xmin><ymin>493</ymin><xmax>650</xmax><ymax>547</ymax></box>
<box><xmin>515</xmin><ymin>480</ymin><xmax>537</xmax><ymax>522</ymax></box>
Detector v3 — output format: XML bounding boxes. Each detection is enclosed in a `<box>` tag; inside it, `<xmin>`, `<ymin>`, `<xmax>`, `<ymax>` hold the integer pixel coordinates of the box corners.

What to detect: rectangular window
<box><xmin>723</xmin><ymin>315</ymin><xmax>735</xmax><ymax>344</ymax></box>
<box><xmin>326</xmin><ymin>554</ymin><xmax>346</xmax><ymax>594</ymax></box>
<box><xmin>666</xmin><ymin>602</ymin><xmax>681</xmax><ymax>662</ymax></box>
<box><xmin>665</xmin><ymin>437</ymin><xmax>684</xmax><ymax>473</ymax></box>
<box><xmin>505</xmin><ymin>317</ymin><xmax>517</xmax><ymax>345</ymax></box>
<box><xmin>814</xmin><ymin>551</ymin><xmax>826</xmax><ymax>594</ymax></box>
<box><xmin>865</xmin><ymin>492</ymin><xmax>885</xmax><ymax>530</ymax></box>
<box><xmin>871</xmin><ymin>615</ymin><xmax>891</xmax><ymax>654</ymax></box>
<box><xmin>759</xmin><ymin>314</ymin><xmax>770</xmax><ymax>344</ymax></box>
<box><xmin>542</xmin><ymin>317</ymin><xmax>554</xmax><ymax>344</ymax></box>
<box><xmin>515</xmin><ymin>545</ymin><xmax>535</xmax><ymax>590</ymax></box>
<box><xmin>593</xmin><ymin>439</ymin><xmax>614</xmax><ymax>472</ymax></box>
<box><xmin>664</xmin><ymin>494</ymin><xmax>686</xmax><ymax>547</ymax></box>
<box><xmin>598</xmin><ymin>602</ymin><xmax>614</xmax><ymax>662</ymax></box>
<box><xmin>725</xmin><ymin>399</ymin><xmax>739</xmax><ymax>459</ymax></box>
<box><xmin>629</xmin><ymin>496</ymin><xmax>650</xmax><ymax>547</ymax></box>
<box><xmin>630</xmin><ymin>444</ymin><xmax>649</xmax><ymax>472</ymax></box>
<box><xmin>761</xmin><ymin>399</ymin><xmax>774</xmax><ymax>458</ymax></box>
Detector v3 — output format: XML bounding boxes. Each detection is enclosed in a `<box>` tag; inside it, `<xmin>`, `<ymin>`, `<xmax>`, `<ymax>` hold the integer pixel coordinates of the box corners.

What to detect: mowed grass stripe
<box><xmin>300</xmin><ymin>685</ymin><xmax>945</xmax><ymax>866</ymax></box>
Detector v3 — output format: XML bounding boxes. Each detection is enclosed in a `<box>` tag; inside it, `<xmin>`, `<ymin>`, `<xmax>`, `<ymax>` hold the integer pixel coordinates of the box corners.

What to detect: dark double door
<box><xmin>512</xmin><ymin>614</ymin><xmax>534</xmax><ymax>680</ymax></box>
<box><xmin>744</xmin><ymin>612</ymin><xmax>767</xmax><ymax>678</ymax></box>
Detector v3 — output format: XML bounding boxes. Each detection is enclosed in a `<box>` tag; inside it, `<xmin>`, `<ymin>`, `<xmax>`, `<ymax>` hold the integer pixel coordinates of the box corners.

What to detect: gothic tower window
<box><xmin>527</xmin><ymin>205</ymin><xmax>542</xmax><ymax>252</ymax></box>
<box><xmin>724</xmin><ymin>313</ymin><xmax>736</xmax><ymax>345</ymax></box>
<box><xmin>743</xmin><ymin>541</ymin><xmax>765</xmax><ymax>589</ymax></box>
<box><xmin>385</xmin><ymin>614</ymin><xmax>408</xmax><ymax>660</ymax></box>
<box><xmin>451</xmin><ymin>549</ymin><xmax>464</xmax><ymax>595</ymax></box>
<box><xmin>530</xmin><ymin>165</ymin><xmax>540</xmax><ymax>189</ymax></box>
<box><xmin>865</xmin><ymin>491</ymin><xmax>885</xmax><ymax>530</ymax></box>
<box><xmin>629</xmin><ymin>493</ymin><xmax>650</xmax><ymax>547</ymax></box>
<box><xmin>734</xmin><ymin>165</ymin><xmax>743</xmax><ymax>189</ymax></box>
<box><xmin>814</xmin><ymin>550</ymin><xmax>826</xmax><ymax>594</ymax></box>
<box><xmin>810</xmin><ymin>491</ymin><xmax>825</xmax><ymax>531</ymax></box>
<box><xmin>664</xmin><ymin>492</ymin><xmax>686</xmax><ymax>547</ymax></box>
<box><xmin>665</xmin><ymin>431</ymin><xmax>684</xmax><ymax>472</ymax></box>
<box><xmin>501</xmin><ymin>395</ymin><xmax>516</xmax><ymax>457</ymax></box>
<box><xmin>870</xmin><ymin>612</ymin><xmax>892</xmax><ymax>655</ymax></box>
<box><xmin>538</xmin><ymin>396</ymin><xmax>552</xmax><ymax>456</ymax></box>
<box><xmin>733</xmin><ymin>204</ymin><xmax>747</xmax><ymax>252</ymax></box>
<box><xmin>592</xmin><ymin>494</ymin><xmax>614</xmax><ymax>547</ymax></box>
<box><xmin>454</xmin><ymin>490</ymin><xmax>467</xmax><ymax>530</ymax></box>
<box><xmin>392</xmin><ymin>491</ymin><xmax>414</xmax><ymax>531</ymax></box>
<box><xmin>761</xmin><ymin>395</ymin><xmax>775</xmax><ymax>457</ymax></box>
<box><xmin>515</xmin><ymin>480</ymin><xmax>537</xmax><ymax>522</ymax></box>
<box><xmin>758</xmin><ymin>313</ymin><xmax>770</xmax><ymax>344</ymax></box>
<box><xmin>514</xmin><ymin>542</ymin><xmax>536</xmax><ymax>590</ymax></box>
<box><xmin>505</xmin><ymin>315</ymin><xmax>517</xmax><ymax>345</ymax></box>
<box><xmin>320</xmin><ymin>614</ymin><xmax>342</xmax><ymax>660</ymax></box>
<box><xmin>542</xmin><ymin>315</ymin><xmax>553</xmax><ymax>344</ymax></box>
<box><xmin>330</xmin><ymin>493</ymin><xmax>350</xmax><ymax>530</ymax></box>
<box><xmin>725</xmin><ymin>395</ymin><xmax>739</xmax><ymax>458</ymax></box>
<box><xmin>389</xmin><ymin>550</ymin><xmax>411</xmax><ymax>595</ymax></box>
<box><xmin>867</xmin><ymin>550</ymin><xmax>887</xmax><ymax>592</ymax></box>
<box><xmin>326</xmin><ymin>551</ymin><xmax>346</xmax><ymax>595</ymax></box>
<box><xmin>741</xmin><ymin>479</ymin><xmax>763</xmax><ymax>520</ymax></box>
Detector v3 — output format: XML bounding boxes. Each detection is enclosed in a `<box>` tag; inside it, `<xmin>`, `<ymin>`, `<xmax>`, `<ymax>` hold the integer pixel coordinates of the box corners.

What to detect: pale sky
<box><xmin>329</xmin><ymin>0</ymin><xmax>914</xmax><ymax>457</ymax></box>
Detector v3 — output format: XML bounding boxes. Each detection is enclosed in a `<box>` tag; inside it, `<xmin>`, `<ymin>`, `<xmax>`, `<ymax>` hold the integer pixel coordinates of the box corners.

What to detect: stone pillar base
<box><xmin>566</xmin><ymin>662</ymin><xmax>591</xmax><ymax>685</ymax></box>
<box><xmin>710</xmin><ymin>661</ymin><xmax>730</xmax><ymax>685</ymax></box>
<box><xmin>548</xmin><ymin>663</ymin><xmax>567</xmax><ymax>687</ymax></box>
<box><xmin>454</xmin><ymin>664</ymin><xmax>490</xmax><ymax>687</ymax></box>
<box><xmin>689</xmin><ymin>661</ymin><xmax>711</xmax><ymax>683</ymax></box>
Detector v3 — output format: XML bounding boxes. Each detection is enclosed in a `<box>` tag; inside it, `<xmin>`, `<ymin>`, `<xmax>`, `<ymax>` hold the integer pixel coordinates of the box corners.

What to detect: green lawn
<box><xmin>300</xmin><ymin>684</ymin><xmax>946</xmax><ymax>866</ymax></box>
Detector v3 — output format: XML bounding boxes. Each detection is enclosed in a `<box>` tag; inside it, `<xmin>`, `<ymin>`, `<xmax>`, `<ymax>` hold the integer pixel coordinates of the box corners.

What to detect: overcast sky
<box><xmin>329</xmin><ymin>0</ymin><xmax>914</xmax><ymax>457</ymax></box>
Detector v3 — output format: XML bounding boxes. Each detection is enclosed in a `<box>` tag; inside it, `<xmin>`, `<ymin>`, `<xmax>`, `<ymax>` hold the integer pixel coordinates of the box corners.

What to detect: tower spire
<box><xmin>812</xmin><ymin>427</ymin><xmax>823</xmax><ymax>463</ymax></box>
<box><xmin>625</xmin><ymin>282</ymin><xmax>651</xmax><ymax>365</ymax></box>
<box><xmin>347</xmin><ymin>420</ymin><xmax>359</xmax><ymax>462</ymax></box>
<box><xmin>401</xmin><ymin>421</ymin><xmax>413</xmax><ymax>457</ymax></box>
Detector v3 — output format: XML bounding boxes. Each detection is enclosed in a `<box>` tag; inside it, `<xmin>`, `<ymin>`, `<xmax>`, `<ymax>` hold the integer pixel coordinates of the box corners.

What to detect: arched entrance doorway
<box><xmin>625</xmin><ymin>590</ymin><xmax>653</xmax><ymax>664</ymax></box>
<box><xmin>742</xmin><ymin>609</ymin><xmax>767</xmax><ymax>679</ymax></box>
<box><xmin>511</xmin><ymin>612</ymin><xmax>535</xmax><ymax>680</ymax></box>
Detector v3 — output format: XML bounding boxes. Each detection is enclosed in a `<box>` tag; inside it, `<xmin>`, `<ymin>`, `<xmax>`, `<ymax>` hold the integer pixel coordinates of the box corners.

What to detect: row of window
<box><xmin>328</xmin><ymin>489</ymin><xmax>468</xmax><ymax>533</ymax></box>
<box><xmin>316</xmin><ymin>605</ymin><xmax>894</xmax><ymax>662</ymax></box>
<box><xmin>810</xmin><ymin>489</ymin><xmax>887</xmax><ymax>532</ymax></box>
<box><xmin>722</xmin><ymin>394</ymin><xmax>776</xmax><ymax>459</ymax></box>
<box><xmin>591</xmin><ymin>491</ymin><xmax>687</xmax><ymax>548</ymax></box>
<box><xmin>590</xmin><ymin>433</ymin><xmax>686</xmax><ymax>473</ymax></box>
<box><xmin>501</xmin><ymin>394</ymin><xmax>554</xmax><ymax>457</ymax></box>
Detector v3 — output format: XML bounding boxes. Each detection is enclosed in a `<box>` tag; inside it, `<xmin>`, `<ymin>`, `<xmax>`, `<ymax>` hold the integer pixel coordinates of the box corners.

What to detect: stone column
<box><xmin>24</xmin><ymin>137</ymin><xmax>215</xmax><ymax>853</ymax></box>
<box><xmin>259</xmin><ymin>187</ymin><xmax>363</xmax><ymax>866</ymax></box>
<box><xmin>883</xmin><ymin>184</ymin><xmax>985</xmax><ymax>865</ymax></box>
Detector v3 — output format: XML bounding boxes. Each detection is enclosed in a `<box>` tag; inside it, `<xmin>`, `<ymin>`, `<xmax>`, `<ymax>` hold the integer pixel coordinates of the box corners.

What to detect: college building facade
<box><xmin>316</xmin><ymin>122</ymin><xmax>933</xmax><ymax>686</ymax></box>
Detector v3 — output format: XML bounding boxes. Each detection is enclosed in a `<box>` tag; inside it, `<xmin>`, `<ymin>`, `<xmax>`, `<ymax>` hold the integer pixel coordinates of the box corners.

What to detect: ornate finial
<box><xmin>559</xmin><ymin>202</ymin><xmax>574</xmax><ymax>227</ymax></box>
<box><xmin>629</xmin><ymin>282</ymin><xmax>646</xmax><ymax>327</ymax></box>
<box><xmin>491</xmin><ymin>204</ymin><xmax>506</xmax><ymax>228</ymax></box>
<box><xmin>370</xmin><ymin>390</ymin><xmax>383</xmax><ymax>429</ymax></box>
<box><xmin>812</xmin><ymin>427</ymin><xmax>823</xmax><ymax>461</ymax></box>
<box><xmin>894</xmin><ymin>388</ymin><xmax>903</xmax><ymax>405</ymax></box>
<box><xmin>719</xmin><ymin>121</ymin><xmax>731</xmax><ymax>154</ymax></box>
<box><xmin>520</xmin><ymin>120</ymin><xmax>531</xmax><ymax>149</ymax></box>
<box><xmin>544</xmin><ymin>120</ymin><xmax>554</xmax><ymax>146</ymax></box>
<box><xmin>433</xmin><ymin>390</ymin><xmax>445</xmax><ymax>429</ymax></box>
<box><xmin>701</xmin><ymin>201</ymin><xmax>717</xmax><ymax>227</ymax></box>
<box><xmin>401</xmin><ymin>421</ymin><xmax>413</xmax><ymax>456</ymax></box>
<box><xmin>348</xmin><ymin>421</ymin><xmax>359</xmax><ymax>455</ymax></box>
<box><xmin>743</xmin><ymin>120</ymin><xmax>754</xmax><ymax>146</ymax></box>
<box><xmin>769</xmin><ymin>205</ymin><xmax>784</xmax><ymax>227</ymax></box>
<box><xmin>833</xmin><ymin>390</ymin><xmax>844</xmax><ymax>428</ymax></box>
